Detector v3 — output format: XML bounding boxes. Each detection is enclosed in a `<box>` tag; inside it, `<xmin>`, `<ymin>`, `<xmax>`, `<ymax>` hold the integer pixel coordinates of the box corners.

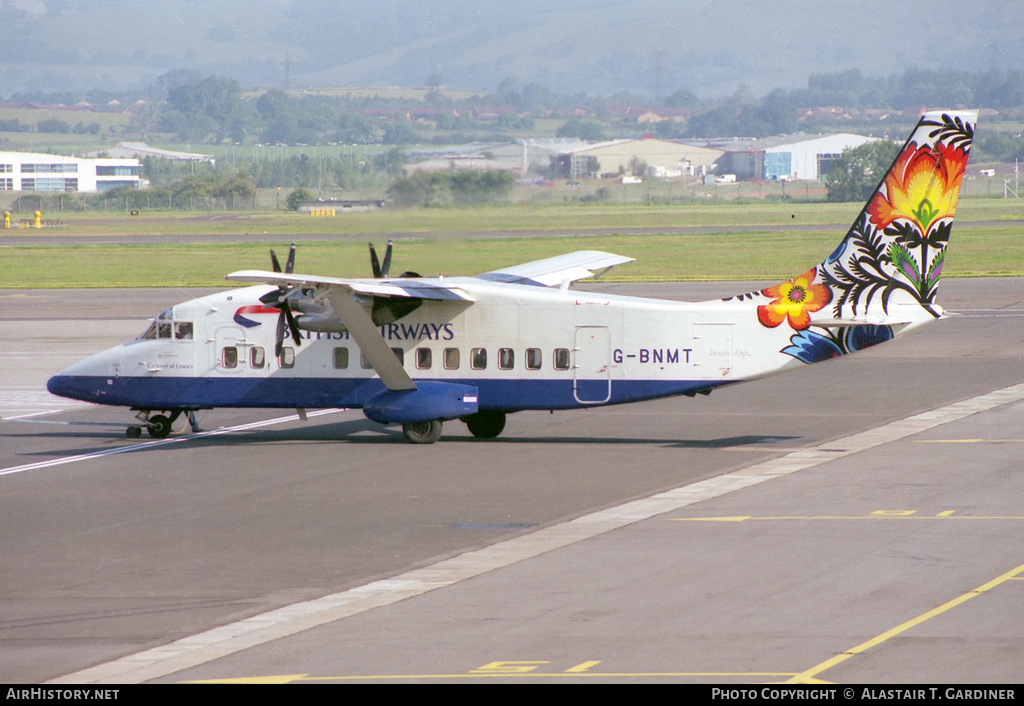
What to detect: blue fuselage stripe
<box><xmin>47</xmin><ymin>374</ymin><xmax>721</xmax><ymax>411</ymax></box>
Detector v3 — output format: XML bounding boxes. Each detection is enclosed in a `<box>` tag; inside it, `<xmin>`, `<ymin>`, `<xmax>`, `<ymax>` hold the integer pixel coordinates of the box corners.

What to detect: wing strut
<box><xmin>325</xmin><ymin>288</ymin><xmax>417</xmax><ymax>391</ymax></box>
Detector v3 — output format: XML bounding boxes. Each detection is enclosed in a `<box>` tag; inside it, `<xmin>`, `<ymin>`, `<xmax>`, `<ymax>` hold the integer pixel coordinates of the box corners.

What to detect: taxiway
<box><xmin>2</xmin><ymin>280</ymin><xmax>1022</xmax><ymax>683</ymax></box>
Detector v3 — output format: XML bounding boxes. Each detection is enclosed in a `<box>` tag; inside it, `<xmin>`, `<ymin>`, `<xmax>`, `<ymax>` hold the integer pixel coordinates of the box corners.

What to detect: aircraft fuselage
<box><xmin>48</xmin><ymin>279</ymin><xmax>848</xmax><ymax>414</ymax></box>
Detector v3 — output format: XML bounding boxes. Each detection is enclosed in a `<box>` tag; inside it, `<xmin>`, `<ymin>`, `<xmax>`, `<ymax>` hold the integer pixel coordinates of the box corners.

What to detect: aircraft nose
<box><xmin>46</xmin><ymin>374</ymin><xmax>68</xmax><ymax>397</ymax></box>
<box><xmin>46</xmin><ymin>349</ymin><xmax>120</xmax><ymax>403</ymax></box>
<box><xmin>47</xmin><ymin>371</ymin><xmax>98</xmax><ymax>402</ymax></box>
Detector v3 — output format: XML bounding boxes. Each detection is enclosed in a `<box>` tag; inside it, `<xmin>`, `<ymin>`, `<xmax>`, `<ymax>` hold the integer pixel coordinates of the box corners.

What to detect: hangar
<box><xmin>557</xmin><ymin>137</ymin><xmax>723</xmax><ymax>179</ymax></box>
<box><xmin>0</xmin><ymin>151</ymin><xmax>141</xmax><ymax>192</ymax></box>
<box><xmin>710</xmin><ymin>133</ymin><xmax>884</xmax><ymax>181</ymax></box>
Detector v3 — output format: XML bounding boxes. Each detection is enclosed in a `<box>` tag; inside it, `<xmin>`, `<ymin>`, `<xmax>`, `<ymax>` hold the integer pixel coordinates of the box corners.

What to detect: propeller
<box><xmin>368</xmin><ymin>240</ymin><xmax>393</xmax><ymax>278</ymax></box>
<box><xmin>259</xmin><ymin>243</ymin><xmax>303</xmax><ymax>356</ymax></box>
<box><xmin>369</xmin><ymin>240</ymin><xmax>420</xmax><ymax>279</ymax></box>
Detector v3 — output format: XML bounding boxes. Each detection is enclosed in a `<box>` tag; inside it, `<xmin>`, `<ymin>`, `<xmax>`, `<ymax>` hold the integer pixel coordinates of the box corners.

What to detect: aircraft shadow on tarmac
<box><xmin>5</xmin><ymin>415</ymin><xmax>801</xmax><ymax>455</ymax></box>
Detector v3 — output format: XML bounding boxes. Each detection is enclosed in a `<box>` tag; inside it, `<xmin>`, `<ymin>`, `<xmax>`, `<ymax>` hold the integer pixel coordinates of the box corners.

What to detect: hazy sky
<box><xmin>2</xmin><ymin>0</ymin><xmax>1022</xmax><ymax>97</ymax></box>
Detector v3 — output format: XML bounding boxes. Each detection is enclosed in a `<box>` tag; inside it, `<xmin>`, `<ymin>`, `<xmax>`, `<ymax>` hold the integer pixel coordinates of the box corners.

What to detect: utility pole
<box><xmin>653</xmin><ymin>49</ymin><xmax>664</xmax><ymax>104</ymax></box>
<box><xmin>281</xmin><ymin>51</ymin><xmax>294</xmax><ymax>93</ymax></box>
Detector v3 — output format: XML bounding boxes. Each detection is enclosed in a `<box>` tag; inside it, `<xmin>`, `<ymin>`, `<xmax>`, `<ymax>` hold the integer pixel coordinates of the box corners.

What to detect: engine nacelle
<box><xmin>363</xmin><ymin>382</ymin><xmax>479</xmax><ymax>425</ymax></box>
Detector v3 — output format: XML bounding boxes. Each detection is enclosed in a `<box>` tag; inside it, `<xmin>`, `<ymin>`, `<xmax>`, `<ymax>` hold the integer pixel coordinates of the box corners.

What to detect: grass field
<box><xmin>1</xmin><ymin>199</ymin><xmax>1021</xmax><ymax>288</ymax></box>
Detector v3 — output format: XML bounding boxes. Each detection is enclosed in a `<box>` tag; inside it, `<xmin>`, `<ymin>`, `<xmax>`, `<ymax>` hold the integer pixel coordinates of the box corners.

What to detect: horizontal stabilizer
<box><xmin>813</xmin><ymin>316</ymin><xmax>913</xmax><ymax>327</ymax></box>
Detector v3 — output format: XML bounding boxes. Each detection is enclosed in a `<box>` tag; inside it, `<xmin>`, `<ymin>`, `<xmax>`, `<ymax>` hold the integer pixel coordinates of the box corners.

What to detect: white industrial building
<box><xmin>0</xmin><ymin>151</ymin><xmax>141</xmax><ymax>192</ymax></box>
<box><xmin>708</xmin><ymin>133</ymin><xmax>886</xmax><ymax>181</ymax></box>
<box><xmin>764</xmin><ymin>133</ymin><xmax>884</xmax><ymax>181</ymax></box>
<box><xmin>558</xmin><ymin>137</ymin><xmax>723</xmax><ymax>179</ymax></box>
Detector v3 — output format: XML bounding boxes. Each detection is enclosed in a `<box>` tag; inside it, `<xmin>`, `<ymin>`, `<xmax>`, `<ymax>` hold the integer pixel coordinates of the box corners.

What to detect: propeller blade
<box><xmin>285</xmin><ymin>243</ymin><xmax>296</xmax><ymax>274</ymax></box>
<box><xmin>274</xmin><ymin>310</ymin><xmax>288</xmax><ymax>357</ymax></box>
<box><xmin>265</xmin><ymin>243</ymin><xmax>303</xmax><ymax>356</ymax></box>
<box><xmin>369</xmin><ymin>242</ymin><xmax>382</xmax><ymax>278</ymax></box>
<box><xmin>380</xmin><ymin>240</ymin><xmax>393</xmax><ymax>279</ymax></box>
<box><xmin>284</xmin><ymin>306</ymin><xmax>302</xmax><ymax>346</ymax></box>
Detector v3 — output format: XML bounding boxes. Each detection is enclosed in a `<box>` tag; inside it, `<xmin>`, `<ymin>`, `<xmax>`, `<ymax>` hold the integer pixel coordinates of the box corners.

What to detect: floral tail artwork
<box><xmin>733</xmin><ymin>110</ymin><xmax>976</xmax><ymax>365</ymax></box>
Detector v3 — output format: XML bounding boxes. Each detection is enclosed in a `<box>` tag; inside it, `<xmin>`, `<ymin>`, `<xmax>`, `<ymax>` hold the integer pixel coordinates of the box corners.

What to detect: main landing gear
<box><xmin>399</xmin><ymin>411</ymin><xmax>508</xmax><ymax>444</ymax></box>
<box><xmin>402</xmin><ymin>420</ymin><xmax>443</xmax><ymax>444</ymax></box>
<box><xmin>462</xmin><ymin>410</ymin><xmax>507</xmax><ymax>439</ymax></box>
<box><xmin>127</xmin><ymin>410</ymin><xmax>201</xmax><ymax>439</ymax></box>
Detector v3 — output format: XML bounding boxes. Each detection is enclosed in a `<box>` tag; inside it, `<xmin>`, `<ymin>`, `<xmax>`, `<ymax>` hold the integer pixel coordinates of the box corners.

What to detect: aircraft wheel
<box><xmin>464</xmin><ymin>410</ymin><xmax>506</xmax><ymax>439</ymax></box>
<box><xmin>147</xmin><ymin>414</ymin><xmax>173</xmax><ymax>439</ymax></box>
<box><xmin>402</xmin><ymin>420</ymin><xmax>443</xmax><ymax>444</ymax></box>
<box><xmin>126</xmin><ymin>425</ymin><xmax>142</xmax><ymax>438</ymax></box>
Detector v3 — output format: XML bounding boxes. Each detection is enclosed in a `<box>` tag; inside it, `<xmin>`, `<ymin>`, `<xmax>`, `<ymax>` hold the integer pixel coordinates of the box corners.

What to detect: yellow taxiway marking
<box><xmin>185</xmin><ymin>659</ymin><xmax>795</xmax><ymax>682</ymax></box>
<box><xmin>184</xmin><ymin>675</ymin><xmax>309</xmax><ymax>684</ymax></box>
<box><xmin>786</xmin><ymin>561</ymin><xmax>1024</xmax><ymax>684</ymax></box>
<box><xmin>564</xmin><ymin>661</ymin><xmax>602</xmax><ymax>673</ymax></box>
<box><xmin>916</xmin><ymin>439</ymin><xmax>1024</xmax><ymax>443</ymax></box>
<box><xmin>187</xmin><ymin>671</ymin><xmax>797</xmax><ymax>683</ymax></box>
<box><xmin>670</xmin><ymin>513</ymin><xmax>1024</xmax><ymax>522</ymax></box>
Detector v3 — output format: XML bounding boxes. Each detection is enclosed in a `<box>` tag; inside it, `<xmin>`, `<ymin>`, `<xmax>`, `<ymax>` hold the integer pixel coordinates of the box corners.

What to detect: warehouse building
<box><xmin>557</xmin><ymin>137</ymin><xmax>723</xmax><ymax>179</ymax></box>
<box><xmin>0</xmin><ymin>151</ymin><xmax>141</xmax><ymax>192</ymax></box>
<box><xmin>708</xmin><ymin>133</ymin><xmax>884</xmax><ymax>181</ymax></box>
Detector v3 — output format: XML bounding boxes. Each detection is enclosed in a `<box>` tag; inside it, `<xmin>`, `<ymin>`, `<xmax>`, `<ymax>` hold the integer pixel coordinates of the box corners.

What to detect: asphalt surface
<box><xmin>1</xmin><ymin>279</ymin><xmax>1023</xmax><ymax>683</ymax></box>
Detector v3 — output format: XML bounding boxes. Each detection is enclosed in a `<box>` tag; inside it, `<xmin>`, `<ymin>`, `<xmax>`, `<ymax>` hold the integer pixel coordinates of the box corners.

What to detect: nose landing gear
<box><xmin>127</xmin><ymin>410</ymin><xmax>201</xmax><ymax>439</ymax></box>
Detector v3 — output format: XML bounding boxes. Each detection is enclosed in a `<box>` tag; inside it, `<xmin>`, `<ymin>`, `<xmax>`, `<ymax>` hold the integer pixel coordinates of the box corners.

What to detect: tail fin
<box><xmin>819</xmin><ymin>110</ymin><xmax>975</xmax><ymax>321</ymax></box>
<box><xmin>756</xmin><ymin>111</ymin><xmax>975</xmax><ymax>321</ymax></box>
<box><xmin>736</xmin><ymin>110</ymin><xmax>975</xmax><ymax>363</ymax></box>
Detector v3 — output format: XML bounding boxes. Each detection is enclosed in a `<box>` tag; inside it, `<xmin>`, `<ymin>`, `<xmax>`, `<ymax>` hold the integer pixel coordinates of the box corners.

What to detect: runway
<box><xmin>0</xmin><ymin>218</ymin><xmax>1012</xmax><ymax>247</ymax></box>
<box><xmin>1</xmin><ymin>279</ymin><xmax>1023</xmax><ymax>684</ymax></box>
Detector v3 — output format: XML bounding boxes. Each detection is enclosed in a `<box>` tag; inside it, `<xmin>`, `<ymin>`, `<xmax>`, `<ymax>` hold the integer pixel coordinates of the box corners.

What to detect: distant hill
<box><xmin>1</xmin><ymin>0</ymin><xmax>1022</xmax><ymax>99</ymax></box>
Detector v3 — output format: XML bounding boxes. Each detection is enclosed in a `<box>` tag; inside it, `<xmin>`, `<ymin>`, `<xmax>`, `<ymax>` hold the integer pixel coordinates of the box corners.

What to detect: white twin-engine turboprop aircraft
<box><xmin>48</xmin><ymin>111</ymin><xmax>976</xmax><ymax>443</ymax></box>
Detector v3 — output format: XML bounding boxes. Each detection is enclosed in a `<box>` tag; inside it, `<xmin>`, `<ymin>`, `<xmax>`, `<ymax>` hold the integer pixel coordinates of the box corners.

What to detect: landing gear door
<box><xmin>574</xmin><ymin>325</ymin><xmax>611</xmax><ymax>404</ymax></box>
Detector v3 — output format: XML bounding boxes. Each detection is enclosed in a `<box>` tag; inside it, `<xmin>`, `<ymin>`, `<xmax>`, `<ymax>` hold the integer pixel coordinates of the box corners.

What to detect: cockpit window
<box><xmin>138</xmin><ymin>307</ymin><xmax>193</xmax><ymax>341</ymax></box>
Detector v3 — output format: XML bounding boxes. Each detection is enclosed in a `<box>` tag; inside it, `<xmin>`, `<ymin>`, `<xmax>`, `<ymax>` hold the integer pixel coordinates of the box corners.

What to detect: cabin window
<box><xmin>222</xmin><ymin>347</ymin><xmax>238</xmax><ymax>369</ymax></box>
<box><xmin>360</xmin><ymin>348</ymin><xmax>404</xmax><ymax>369</ymax></box>
<box><xmin>416</xmin><ymin>347</ymin><xmax>432</xmax><ymax>370</ymax></box>
<box><xmin>279</xmin><ymin>347</ymin><xmax>295</xmax><ymax>368</ymax></box>
<box><xmin>333</xmin><ymin>347</ymin><xmax>349</xmax><ymax>369</ymax></box>
<box><xmin>250</xmin><ymin>346</ymin><xmax>265</xmax><ymax>369</ymax></box>
<box><xmin>174</xmin><ymin>322</ymin><xmax>193</xmax><ymax>340</ymax></box>
<box><xmin>498</xmin><ymin>348</ymin><xmax>515</xmax><ymax>370</ymax></box>
<box><xmin>553</xmin><ymin>348</ymin><xmax>571</xmax><ymax>371</ymax></box>
<box><xmin>471</xmin><ymin>348</ymin><xmax>487</xmax><ymax>370</ymax></box>
<box><xmin>443</xmin><ymin>348</ymin><xmax>460</xmax><ymax>370</ymax></box>
<box><xmin>526</xmin><ymin>348</ymin><xmax>542</xmax><ymax>370</ymax></box>
<box><xmin>158</xmin><ymin>322</ymin><xmax>173</xmax><ymax>339</ymax></box>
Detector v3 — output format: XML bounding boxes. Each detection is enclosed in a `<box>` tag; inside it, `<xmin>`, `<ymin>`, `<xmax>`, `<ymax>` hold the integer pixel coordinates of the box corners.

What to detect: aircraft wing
<box><xmin>225</xmin><ymin>270</ymin><xmax>478</xmax><ymax>391</ymax></box>
<box><xmin>225</xmin><ymin>270</ymin><xmax>476</xmax><ymax>302</ymax></box>
<box><xmin>475</xmin><ymin>250</ymin><xmax>634</xmax><ymax>287</ymax></box>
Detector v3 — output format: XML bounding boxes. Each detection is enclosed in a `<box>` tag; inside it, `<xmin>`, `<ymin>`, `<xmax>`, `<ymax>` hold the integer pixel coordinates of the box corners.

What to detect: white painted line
<box><xmin>0</xmin><ymin>409</ymin><xmax>347</xmax><ymax>478</ymax></box>
<box><xmin>47</xmin><ymin>381</ymin><xmax>1024</xmax><ymax>685</ymax></box>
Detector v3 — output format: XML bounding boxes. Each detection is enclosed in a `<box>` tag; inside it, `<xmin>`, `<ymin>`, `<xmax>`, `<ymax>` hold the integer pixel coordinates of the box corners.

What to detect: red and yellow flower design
<box><xmin>757</xmin><ymin>267</ymin><xmax>832</xmax><ymax>330</ymax></box>
<box><xmin>867</xmin><ymin>141</ymin><xmax>968</xmax><ymax>232</ymax></box>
